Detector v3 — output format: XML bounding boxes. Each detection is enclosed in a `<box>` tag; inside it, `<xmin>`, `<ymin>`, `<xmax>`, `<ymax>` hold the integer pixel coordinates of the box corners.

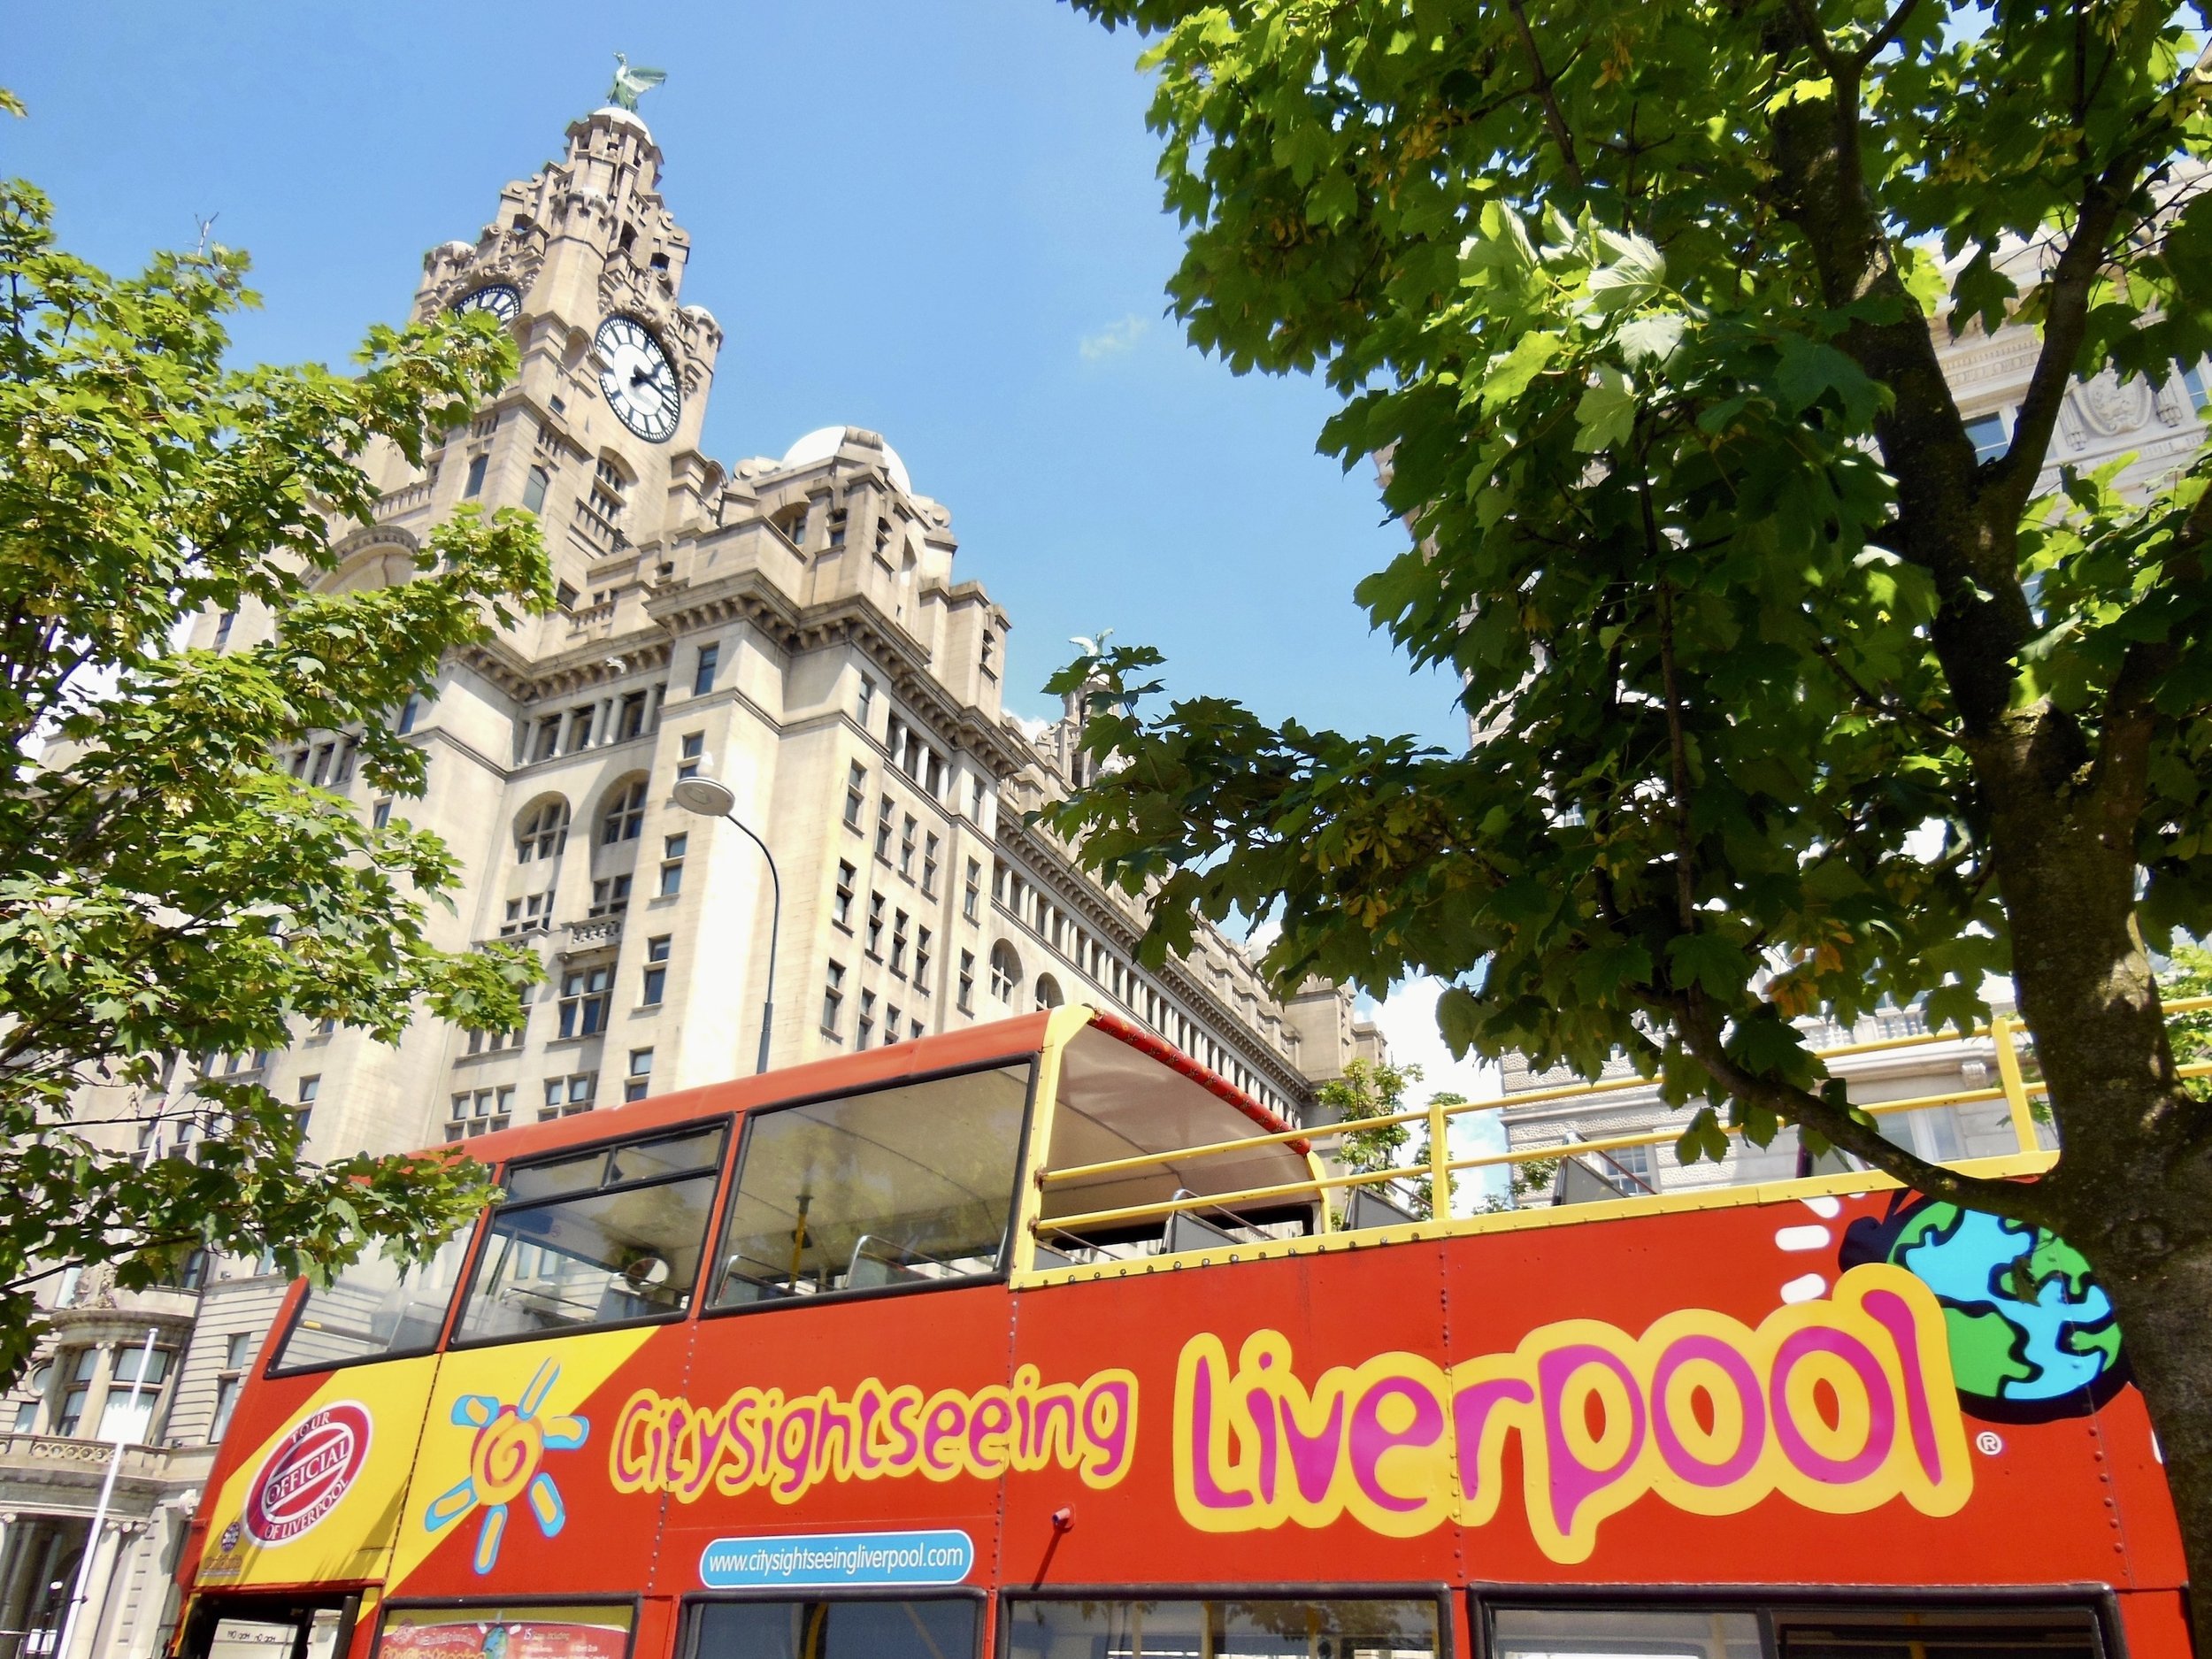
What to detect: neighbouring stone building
<box><xmin>0</xmin><ymin>98</ymin><xmax>1379</xmax><ymax>1659</ymax></box>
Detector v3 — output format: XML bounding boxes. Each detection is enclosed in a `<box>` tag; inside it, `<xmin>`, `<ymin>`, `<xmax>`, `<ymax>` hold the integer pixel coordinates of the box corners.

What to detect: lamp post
<box><xmin>672</xmin><ymin>772</ymin><xmax>781</xmax><ymax>1074</ymax></box>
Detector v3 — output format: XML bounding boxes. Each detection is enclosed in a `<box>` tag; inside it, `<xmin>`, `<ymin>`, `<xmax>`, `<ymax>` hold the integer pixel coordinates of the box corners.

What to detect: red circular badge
<box><xmin>243</xmin><ymin>1402</ymin><xmax>373</xmax><ymax>1546</ymax></box>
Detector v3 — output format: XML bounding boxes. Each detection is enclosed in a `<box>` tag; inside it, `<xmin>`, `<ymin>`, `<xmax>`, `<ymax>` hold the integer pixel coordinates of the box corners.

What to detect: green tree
<box><xmin>1051</xmin><ymin>0</ymin><xmax>2212</xmax><ymax>1613</ymax></box>
<box><xmin>1317</xmin><ymin>1056</ymin><xmax>1439</xmax><ymax>1217</ymax></box>
<box><xmin>0</xmin><ymin>123</ymin><xmax>549</xmax><ymax>1385</ymax></box>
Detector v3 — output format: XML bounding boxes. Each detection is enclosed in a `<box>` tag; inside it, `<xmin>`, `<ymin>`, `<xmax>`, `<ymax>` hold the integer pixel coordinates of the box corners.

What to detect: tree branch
<box><xmin>1671</xmin><ymin>996</ymin><xmax>2057</xmax><ymax>1225</ymax></box>
<box><xmin>1985</xmin><ymin>156</ymin><xmax>2140</xmax><ymax>526</ymax></box>
<box><xmin>1504</xmin><ymin>0</ymin><xmax>1585</xmax><ymax>189</ymax></box>
<box><xmin>1850</xmin><ymin>0</ymin><xmax>1922</xmax><ymax>69</ymax></box>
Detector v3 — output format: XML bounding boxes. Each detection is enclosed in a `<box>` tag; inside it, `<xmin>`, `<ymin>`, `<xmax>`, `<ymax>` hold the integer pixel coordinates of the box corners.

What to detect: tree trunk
<box><xmin>2086</xmin><ymin>1236</ymin><xmax>2212</xmax><ymax>1646</ymax></box>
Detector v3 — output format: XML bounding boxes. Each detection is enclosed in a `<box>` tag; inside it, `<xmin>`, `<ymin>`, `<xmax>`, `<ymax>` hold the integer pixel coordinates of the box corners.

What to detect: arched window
<box><xmin>516</xmin><ymin>800</ymin><xmax>569</xmax><ymax>864</ymax></box>
<box><xmin>600</xmin><ymin>779</ymin><xmax>648</xmax><ymax>845</ymax></box>
<box><xmin>988</xmin><ymin>941</ymin><xmax>1022</xmax><ymax>1004</ymax></box>
<box><xmin>1033</xmin><ymin>973</ymin><xmax>1064</xmax><ymax>1011</ymax></box>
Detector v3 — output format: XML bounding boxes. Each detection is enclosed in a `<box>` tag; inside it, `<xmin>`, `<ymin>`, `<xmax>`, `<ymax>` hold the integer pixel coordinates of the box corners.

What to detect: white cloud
<box><xmin>1371</xmin><ymin>976</ymin><xmax>1509</xmax><ymax>1210</ymax></box>
<box><xmin>1079</xmin><ymin>313</ymin><xmax>1149</xmax><ymax>361</ymax></box>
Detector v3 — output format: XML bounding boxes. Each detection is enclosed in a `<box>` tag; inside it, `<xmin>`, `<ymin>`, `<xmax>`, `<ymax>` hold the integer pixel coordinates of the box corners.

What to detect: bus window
<box><xmin>1491</xmin><ymin>1608</ymin><xmax>1763</xmax><ymax>1659</ymax></box>
<box><xmin>452</xmin><ymin>1122</ymin><xmax>728</xmax><ymax>1342</ymax></box>
<box><xmin>710</xmin><ymin>1061</ymin><xmax>1032</xmax><ymax>1306</ymax></box>
<box><xmin>1491</xmin><ymin>1606</ymin><xmax>2101</xmax><ymax>1659</ymax></box>
<box><xmin>376</xmin><ymin>1602</ymin><xmax>634</xmax><ymax>1657</ymax></box>
<box><xmin>1006</xmin><ymin>1597</ymin><xmax>1440</xmax><ymax>1659</ymax></box>
<box><xmin>266</xmin><ymin>1233</ymin><xmax>470</xmax><ymax>1374</ymax></box>
<box><xmin>689</xmin><ymin>1598</ymin><xmax>979</xmax><ymax>1659</ymax></box>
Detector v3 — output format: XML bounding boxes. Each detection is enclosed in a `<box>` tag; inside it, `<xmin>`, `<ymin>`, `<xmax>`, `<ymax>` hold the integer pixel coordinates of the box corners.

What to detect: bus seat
<box><xmin>1162</xmin><ymin>1210</ymin><xmax>1237</xmax><ymax>1256</ymax></box>
<box><xmin>1344</xmin><ymin>1187</ymin><xmax>1418</xmax><ymax>1232</ymax></box>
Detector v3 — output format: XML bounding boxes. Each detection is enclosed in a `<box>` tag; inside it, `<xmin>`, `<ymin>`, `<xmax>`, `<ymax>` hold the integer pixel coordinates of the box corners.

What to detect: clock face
<box><xmin>595</xmin><ymin>315</ymin><xmax>680</xmax><ymax>442</ymax></box>
<box><xmin>451</xmin><ymin>283</ymin><xmax>521</xmax><ymax>326</ymax></box>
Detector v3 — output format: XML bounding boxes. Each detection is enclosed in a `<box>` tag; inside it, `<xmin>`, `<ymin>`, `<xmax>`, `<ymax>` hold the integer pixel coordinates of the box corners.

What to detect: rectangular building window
<box><xmin>844</xmin><ymin>763</ymin><xmax>866</xmax><ymax>829</ymax></box>
<box><xmin>522</xmin><ymin>465</ymin><xmax>549</xmax><ymax>513</ymax></box>
<box><xmin>641</xmin><ymin>936</ymin><xmax>672</xmax><ymax>1006</ymax></box>
<box><xmin>899</xmin><ymin>814</ymin><xmax>917</xmax><ymax>878</ymax></box>
<box><xmin>694</xmin><ymin>641</ymin><xmax>720</xmax><ymax>695</ymax></box>
<box><xmin>625</xmin><ymin>1048</ymin><xmax>654</xmax><ymax>1102</ymax></box>
<box><xmin>833</xmin><ymin>861</ymin><xmax>856</xmax><ymax>927</ymax></box>
<box><xmin>618</xmin><ymin>690</ymin><xmax>649</xmax><ymax>740</ymax></box>
<box><xmin>957</xmin><ymin>949</ymin><xmax>975</xmax><ymax>1013</ymax></box>
<box><xmin>2184</xmin><ymin>360</ymin><xmax>2210</xmax><ymax>411</ymax></box>
<box><xmin>568</xmin><ymin>705</ymin><xmax>595</xmax><ymax>750</ymax></box>
<box><xmin>890</xmin><ymin>910</ymin><xmax>910</xmax><ymax>977</ymax></box>
<box><xmin>396</xmin><ymin>693</ymin><xmax>422</xmax><ymax>735</ymax></box>
<box><xmin>658</xmin><ymin>833</ymin><xmax>687</xmax><ymax>898</ymax></box>
<box><xmin>874</xmin><ymin>796</ymin><xmax>895</xmax><ymax>863</ymax></box>
<box><xmin>558</xmin><ymin>964</ymin><xmax>612</xmax><ymax>1037</ymax></box>
<box><xmin>971</xmin><ymin>776</ymin><xmax>986</xmax><ymax>819</ymax></box>
<box><xmin>372</xmin><ymin>799</ymin><xmax>392</xmax><ymax>829</ymax></box>
<box><xmin>212</xmin><ymin>610</ymin><xmax>235</xmax><ymax>650</ymax></box>
<box><xmin>1964</xmin><ymin>411</ymin><xmax>2008</xmax><ymax>462</ymax></box>
<box><xmin>296</xmin><ymin>1075</ymin><xmax>319</xmax><ymax>1140</ymax></box>
<box><xmin>915</xmin><ymin>926</ymin><xmax>932</xmax><ymax>993</ymax></box>
<box><xmin>464</xmin><ymin>453</ymin><xmax>488</xmax><ymax>496</ymax></box>
<box><xmin>590</xmin><ymin>874</ymin><xmax>632</xmax><ymax>917</ymax></box>
<box><xmin>97</xmin><ymin>1345</ymin><xmax>173</xmax><ymax>1443</ymax></box>
<box><xmin>866</xmin><ymin>894</ymin><xmax>885</xmax><ymax>959</ymax></box>
<box><xmin>678</xmin><ymin>731</ymin><xmax>704</xmax><ymax>780</ymax></box>
<box><xmin>884</xmin><ymin>1003</ymin><xmax>902</xmax><ymax>1040</ymax></box>
<box><xmin>922</xmin><ymin>833</ymin><xmax>940</xmax><ymax>896</ymax></box>
<box><xmin>55</xmin><ymin>1349</ymin><xmax>98</xmax><ymax>1436</ymax></box>
<box><xmin>964</xmin><ymin>859</ymin><xmax>982</xmax><ymax>922</ymax></box>
<box><xmin>820</xmin><ymin>960</ymin><xmax>846</xmax><ymax>1036</ymax></box>
<box><xmin>857</xmin><ymin>990</ymin><xmax>877</xmax><ymax>1050</ymax></box>
<box><xmin>541</xmin><ymin>1072</ymin><xmax>597</xmax><ymax>1120</ymax></box>
<box><xmin>532</xmin><ymin>715</ymin><xmax>560</xmax><ymax>760</ymax></box>
<box><xmin>856</xmin><ymin>673</ymin><xmax>876</xmax><ymax>728</ymax></box>
<box><xmin>826</xmin><ymin>508</ymin><xmax>848</xmax><ymax>549</ymax></box>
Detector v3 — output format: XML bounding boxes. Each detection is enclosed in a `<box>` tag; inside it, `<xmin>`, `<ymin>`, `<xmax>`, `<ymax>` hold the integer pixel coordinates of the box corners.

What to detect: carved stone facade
<box><xmin>2</xmin><ymin>103</ymin><xmax>1379</xmax><ymax>1659</ymax></box>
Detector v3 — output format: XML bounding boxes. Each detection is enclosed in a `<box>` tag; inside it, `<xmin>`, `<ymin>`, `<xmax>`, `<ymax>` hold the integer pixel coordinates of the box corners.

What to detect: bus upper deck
<box><xmin>172</xmin><ymin>1004</ymin><xmax>2186</xmax><ymax>1659</ymax></box>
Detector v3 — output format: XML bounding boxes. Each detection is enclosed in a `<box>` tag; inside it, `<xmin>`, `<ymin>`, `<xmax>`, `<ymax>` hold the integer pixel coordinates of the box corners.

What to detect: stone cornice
<box><xmin>995</xmin><ymin>813</ymin><xmax>1310</xmax><ymax>1102</ymax></box>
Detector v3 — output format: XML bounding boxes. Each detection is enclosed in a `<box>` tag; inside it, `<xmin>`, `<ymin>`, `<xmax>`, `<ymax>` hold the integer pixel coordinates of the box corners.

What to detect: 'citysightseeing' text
<box><xmin>611</xmin><ymin>1364</ymin><xmax>1136</xmax><ymax>1504</ymax></box>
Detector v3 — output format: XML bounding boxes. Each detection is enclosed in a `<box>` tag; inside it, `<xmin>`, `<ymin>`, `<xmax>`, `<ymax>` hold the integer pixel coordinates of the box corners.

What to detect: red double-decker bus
<box><xmin>169</xmin><ymin>1006</ymin><xmax>2186</xmax><ymax>1659</ymax></box>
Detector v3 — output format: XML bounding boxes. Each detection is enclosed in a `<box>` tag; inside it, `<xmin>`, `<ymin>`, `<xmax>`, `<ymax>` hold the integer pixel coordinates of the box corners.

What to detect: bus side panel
<box><xmin>1001</xmin><ymin>1241</ymin><xmax>1461</xmax><ymax>1588</ymax></box>
<box><xmin>174</xmin><ymin>1279</ymin><xmax>311</xmax><ymax>1592</ymax></box>
<box><xmin>1431</xmin><ymin>1191</ymin><xmax>2163</xmax><ymax>1593</ymax></box>
<box><xmin>2115</xmin><ymin>1587</ymin><xmax>2193</xmax><ymax>1659</ymax></box>
<box><xmin>380</xmin><ymin>1323</ymin><xmax>687</xmax><ymax>1602</ymax></box>
<box><xmin>649</xmin><ymin>1285</ymin><xmax>1016</xmax><ymax>1601</ymax></box>
<box><xmin>190</xmin><ymin>1350</ymin><xmax>442</xmax><ymax>1592</ymax></box>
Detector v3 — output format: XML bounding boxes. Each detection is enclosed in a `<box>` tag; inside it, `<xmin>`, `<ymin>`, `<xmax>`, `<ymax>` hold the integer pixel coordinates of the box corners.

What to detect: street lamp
<box><xmin>672</xmin><ymin>770</ymin><xmax>781</xmax><ymax>1075</ymax></box>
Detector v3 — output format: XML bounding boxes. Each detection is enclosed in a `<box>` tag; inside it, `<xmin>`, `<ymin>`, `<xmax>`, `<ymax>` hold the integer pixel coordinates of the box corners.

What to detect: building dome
<box><xmin>780</xmin><ymin>426</ymin><xmax>910</xmax><ymax>496</ymax></box>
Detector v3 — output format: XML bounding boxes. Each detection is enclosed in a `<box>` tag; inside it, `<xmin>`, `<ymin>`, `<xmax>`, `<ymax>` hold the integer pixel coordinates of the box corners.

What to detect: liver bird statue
<box><xmin>607</xmin><ymin>53</ymin><xmax>667</xmax><ymax>112</ymax></box>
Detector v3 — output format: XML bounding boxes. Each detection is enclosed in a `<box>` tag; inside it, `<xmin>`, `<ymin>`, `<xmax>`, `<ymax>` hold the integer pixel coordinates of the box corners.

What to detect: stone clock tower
<box><xmin>408</xmin><ymin>104</ymin><xmax>726</xmax><ymax>588</ymax></box>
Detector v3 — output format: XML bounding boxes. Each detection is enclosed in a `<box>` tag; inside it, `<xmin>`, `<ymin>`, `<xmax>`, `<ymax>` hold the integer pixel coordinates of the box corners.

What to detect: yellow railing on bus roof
<box><xmin>1024</xmin><ymin>997</ymin><xmax>2212</xmax><ymax>1271</ymax></box>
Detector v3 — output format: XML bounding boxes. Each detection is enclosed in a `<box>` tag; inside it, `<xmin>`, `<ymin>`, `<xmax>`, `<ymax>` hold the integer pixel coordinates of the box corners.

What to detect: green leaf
<box><xmin>1573</xmin><ymin>364</ymin><xmax>1639</xmax><ymax>452</ymax></box>
<box><xmin>1478</xmin><ymin>330</ymin><xmax>1563</xmax><ymax>410</ymax></box>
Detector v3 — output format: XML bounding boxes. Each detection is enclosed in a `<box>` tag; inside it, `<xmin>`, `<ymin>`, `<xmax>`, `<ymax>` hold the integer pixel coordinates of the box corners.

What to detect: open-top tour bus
<box><xmin>171</xmin><ymin>1005</ymin><xmax>2184</xmax><ymax>1659</ymax></box>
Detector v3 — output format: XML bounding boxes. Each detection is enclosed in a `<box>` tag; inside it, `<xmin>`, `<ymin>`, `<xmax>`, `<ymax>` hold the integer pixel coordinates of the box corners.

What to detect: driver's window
<box><xmin>453</xmin><ymin>1122</ymin><xmax>727</xmax><ymax>1342</ymax></box>
<box><xmin>712</xmin><ymin>1061</ymin><xmax>1033</xmax><ymax>1306</ymax></box>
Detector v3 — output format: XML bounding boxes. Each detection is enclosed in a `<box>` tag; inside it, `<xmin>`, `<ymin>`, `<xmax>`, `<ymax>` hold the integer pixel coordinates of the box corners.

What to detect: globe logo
<box><xmin>1846</xmin><ymin>1197</ymin><xmax>2125</xmax><ymax>1422</ymax></box>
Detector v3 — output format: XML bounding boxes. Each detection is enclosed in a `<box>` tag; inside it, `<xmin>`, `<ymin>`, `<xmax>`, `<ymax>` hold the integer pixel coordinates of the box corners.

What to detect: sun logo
<box><xmin>422</xmin><ymin>1358</ymin><xmax>590</xmax><ymax>1574</ymax></box>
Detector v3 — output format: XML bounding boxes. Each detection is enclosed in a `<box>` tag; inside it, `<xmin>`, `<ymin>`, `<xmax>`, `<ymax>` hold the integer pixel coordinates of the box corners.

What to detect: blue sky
<box><xmin>8</xmin><ymin>0</ymin><xmax>1464</xmax><ymax>750</ymax></box>
<box><xmin>11</xmin><ymin>2</ymin><xmax>1503</xmax><ymax>1133</ymax></box>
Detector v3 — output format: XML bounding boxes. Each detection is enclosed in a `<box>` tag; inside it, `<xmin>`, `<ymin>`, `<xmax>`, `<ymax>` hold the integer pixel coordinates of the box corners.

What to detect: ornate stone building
<box><xmin>0</xmin><ymin>100</ymin><xmax>1379</xmax><ymax>1659</ymax></box>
